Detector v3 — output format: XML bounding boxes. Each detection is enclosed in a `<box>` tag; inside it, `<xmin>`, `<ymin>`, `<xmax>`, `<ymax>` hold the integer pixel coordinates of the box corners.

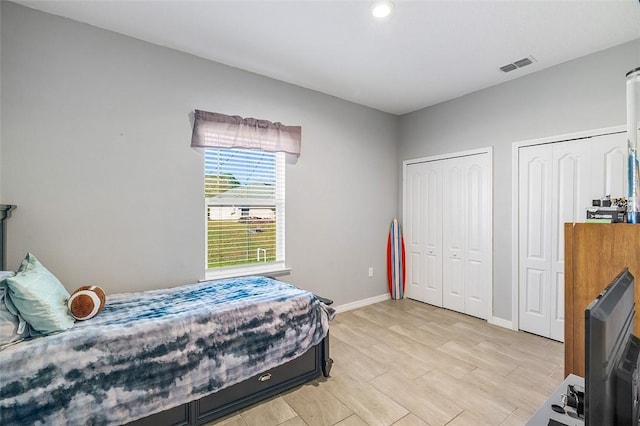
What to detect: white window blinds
<box><xmin>205</xmin><ymin>148</ymin><xmax>285</xmax><ymax>274</ymax></box>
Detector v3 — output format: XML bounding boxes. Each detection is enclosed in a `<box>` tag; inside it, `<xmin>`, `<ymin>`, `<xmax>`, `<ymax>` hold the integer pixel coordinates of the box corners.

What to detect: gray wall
<box><xmin>2</xmin><ymin>1</ymin><xmax>639</xmax><ymax>321</ymax></box>
<box><xmin>0</xmin><ymin>2</ymin><xmax>398</xmax><ymax>306</ymax></box>
<box><xmin>0</xmin><ymin>2</ymin><xmax>3</xmax><ymax>202</ymax></box>
<box><xmin>399</xmin><ymin>38</ymin><xmax>640</xmax><ymax>321</ymax></box>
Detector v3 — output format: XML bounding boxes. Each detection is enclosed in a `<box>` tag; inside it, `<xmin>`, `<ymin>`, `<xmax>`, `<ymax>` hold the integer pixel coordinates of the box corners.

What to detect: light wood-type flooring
<box><xmin>212</xmin><ymin>298</ymin><xmax>564</xmax><ymax>426</ymax></box>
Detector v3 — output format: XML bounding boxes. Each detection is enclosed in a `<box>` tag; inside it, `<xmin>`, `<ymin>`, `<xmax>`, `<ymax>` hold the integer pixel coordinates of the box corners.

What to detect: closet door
<box><xmin>464</xmin><ymin>153</ymin><xmax>491</xmax><ymax>319</ymax></box>
<box><xmin>405</xmin><ymin>161</ymin><xmax>443</xmax><ymax>305</ymax></box>
<box><xmin>590</xmin><ymin>133</ymin><xmax>627</xmax><ymax>199</ymax></box>
<box><xmin>405</xmin><ymin>150</ymin><xmax>491</xmax><ymax>320</ymax></box>
<box><xmin>518</xmin><ymin>132</ymin><xmax>626</xmax><ymax>341</ymax></box>
<box><xmin>518</xmin><ymin>144</ymin><xmax>553</xmax><ymax>338</ymax></box>
<box><xmin>442</xmin><ymin>153</ymin><xmax>491</xmax><ymax>319</ymax></box>
<box><xmin>442</xmin><ymin>158</ymin><xmax>466</xmax><ymax>313</ymax></box>
<box><xmin>549</xmin><ymin>141</ymin><xmax>591</xmax><ymax>341</ymax></box>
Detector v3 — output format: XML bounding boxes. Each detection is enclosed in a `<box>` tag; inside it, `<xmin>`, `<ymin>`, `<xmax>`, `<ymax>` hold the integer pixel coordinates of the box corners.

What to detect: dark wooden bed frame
<box><xmin>0</xmin><ymin>204</ymin><xmax>16</xmax><ymax>271</ymax></box>
<box><xmin>130</xmin><ymin>337</ymin><xmax>332</xmax><ymax>426</ymax></box>
<box><xmin>0</xmin><ymin>205</ymin><xmax>333</xmax><ymax>426</ymax></box>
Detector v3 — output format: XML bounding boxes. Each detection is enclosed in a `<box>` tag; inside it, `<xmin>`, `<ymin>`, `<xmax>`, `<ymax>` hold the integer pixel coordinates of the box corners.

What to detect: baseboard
<box><xmin>333</xmin><ymin>296</ymin><xmax>515</xmax><ymax>330</ymax></box>
<box><xmin>333</xmin><ymin>293</ymin><xmax>390</xmax><ymax>313</ymax></box>
<box><xmin>489</xmin><ymin>316</ymin><xmax>515</xmax><ymax>330</ymax></box>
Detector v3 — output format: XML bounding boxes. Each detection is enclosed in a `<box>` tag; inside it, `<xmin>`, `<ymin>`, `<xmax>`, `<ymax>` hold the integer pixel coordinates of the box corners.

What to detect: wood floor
<box><xmin>212</xmin><ymin>299</ymin><xmax>564</xmax><ymax>426</ymax></box>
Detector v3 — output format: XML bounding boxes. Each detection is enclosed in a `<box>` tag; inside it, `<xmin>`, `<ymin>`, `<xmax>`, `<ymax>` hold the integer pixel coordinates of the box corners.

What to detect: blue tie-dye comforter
<box><xmin>0</xmin><ymin>276</ymin><xmax>334</xmax><ymax>426</ymax></box>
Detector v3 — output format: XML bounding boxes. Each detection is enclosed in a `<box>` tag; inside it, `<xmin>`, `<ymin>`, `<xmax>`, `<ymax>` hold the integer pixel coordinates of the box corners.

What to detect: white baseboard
<box><xmin>333</xmin><ymin>296</ymin><xmax>517</xmax><ymax>332</ymax></box>
<box><xmin>333</xmin><ymin>293</ymin><xmax>390</xmax><ymax>313</ymax></box>
<box><xmin>489</xmin><ymin>316</ymin><xmax>515</xmax><ymax>330</ymax></box>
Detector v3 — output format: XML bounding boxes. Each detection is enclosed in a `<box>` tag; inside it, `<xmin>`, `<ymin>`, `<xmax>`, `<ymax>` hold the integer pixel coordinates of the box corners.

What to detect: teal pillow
<box><xmin>4</xmin><ymin>253</ymin><xmax>75</xmax><ymax>334</ymax></box>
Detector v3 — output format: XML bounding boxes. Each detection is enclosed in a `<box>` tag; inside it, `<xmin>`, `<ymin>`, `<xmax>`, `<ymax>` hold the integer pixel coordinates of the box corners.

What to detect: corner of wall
<box><xmin>489</xmin><ymin>316</ymin><xmax>515</xmax><ymax>331</ymax></box>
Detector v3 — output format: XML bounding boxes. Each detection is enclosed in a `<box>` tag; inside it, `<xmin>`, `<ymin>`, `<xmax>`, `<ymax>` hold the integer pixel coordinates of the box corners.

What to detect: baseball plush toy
<box><xmin>68</xmin><ymin>285</ymin><xmax>106</xmax><ymax>320</ymax></box>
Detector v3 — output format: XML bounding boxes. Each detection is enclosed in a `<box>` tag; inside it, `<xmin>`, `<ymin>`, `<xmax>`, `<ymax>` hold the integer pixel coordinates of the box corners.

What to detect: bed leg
<box><xmin>322</xmin><ymin>357</ymin><xmax>333</xmax><ymax>377</ymax></box>
<box><xmin>322</xmin><ymin>332</ymin><xmax>333</xmax><ymax>377</ymax></box>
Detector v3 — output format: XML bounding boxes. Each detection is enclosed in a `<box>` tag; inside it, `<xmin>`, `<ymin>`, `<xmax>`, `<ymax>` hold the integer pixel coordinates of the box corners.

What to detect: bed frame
<box><xmin>0</xmin><ymin>205</ymin><xmax>333</xmax><ymax>426</ymax></box>
<box><xmin>130</xmin><ymin>336</ymin><xmax>332</xmax><ymax>426</ymax></box>
<box><xmin>0</xmin><ymin>204</ymin><xmax>16</xmax><ymax>270</ymax></box>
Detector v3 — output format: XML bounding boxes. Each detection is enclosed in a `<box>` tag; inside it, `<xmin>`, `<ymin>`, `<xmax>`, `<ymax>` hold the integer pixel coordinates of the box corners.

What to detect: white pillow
<box><xmin>0</xmin><ymin>271</ymin><xmax>14</xmax><ymax>281</ymax></box>
<box><xmin>0</xmin><ymin>272</ymin><xmax>30</xmax><ymax>349</ymax></box>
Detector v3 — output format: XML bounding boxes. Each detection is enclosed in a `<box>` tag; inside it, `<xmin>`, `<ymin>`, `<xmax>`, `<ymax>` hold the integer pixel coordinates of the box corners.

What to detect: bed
<box><xmin>0</xmin><ymin>210</ymin><xmax>334</xmax><ymax>426</ymax></box>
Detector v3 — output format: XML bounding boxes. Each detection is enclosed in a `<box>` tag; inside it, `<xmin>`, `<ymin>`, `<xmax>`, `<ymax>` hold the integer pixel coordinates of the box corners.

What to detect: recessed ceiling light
<box><xmin>372</xmin><ymin>1</ymin><xmax>394</xmax><ymax>19</ymax></box>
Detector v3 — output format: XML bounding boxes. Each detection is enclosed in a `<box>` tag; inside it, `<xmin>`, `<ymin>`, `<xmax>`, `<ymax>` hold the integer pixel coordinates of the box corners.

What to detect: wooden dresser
<box><xmin>564</xmin><ymin>222</ymin><xmax>640</xmax><ymax>377</ymax></box>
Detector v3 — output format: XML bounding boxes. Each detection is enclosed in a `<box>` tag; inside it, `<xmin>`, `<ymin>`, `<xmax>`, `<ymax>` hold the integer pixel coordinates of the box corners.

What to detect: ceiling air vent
<box><xmin>500</xmin><ymin>63</ymin><xmax>518</xmax><ymax>73</ymax></box>
<box><xmin>500</xmin><ymin>56</ymin><xmax>536</xmax><ymax>73</ymax></box>
<box><xmin>514</xmin><ymin>57</ymin><xmax>533</xmax><ymax>68</ymax></box>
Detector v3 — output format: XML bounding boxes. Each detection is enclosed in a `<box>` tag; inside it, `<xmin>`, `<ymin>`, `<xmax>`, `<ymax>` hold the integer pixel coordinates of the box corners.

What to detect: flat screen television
<box><xmin>584</xmin><ymin>267</ymin><xmax>640</xmax><ymax>426</ymax></box>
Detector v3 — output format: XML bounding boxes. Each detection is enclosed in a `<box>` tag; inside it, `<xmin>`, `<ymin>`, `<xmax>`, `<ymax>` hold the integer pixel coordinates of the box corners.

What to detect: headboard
<box><xmin>0</xmin><ymin>205</ymin><xmax>16</xmax><ymax>270</ymax></box>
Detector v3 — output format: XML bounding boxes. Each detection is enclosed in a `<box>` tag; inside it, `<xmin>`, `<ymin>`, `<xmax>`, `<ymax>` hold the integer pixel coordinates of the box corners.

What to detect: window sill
<box><xmin>203</xmin><ymin>264</ymin><xmax>292</xmax><ymax>282</ymax></box>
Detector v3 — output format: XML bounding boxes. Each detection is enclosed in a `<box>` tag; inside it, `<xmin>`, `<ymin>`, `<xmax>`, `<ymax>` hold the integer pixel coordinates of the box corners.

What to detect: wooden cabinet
<box><xmin>564</xmin><ymin>222</ymin><xmax>640</xmax><ymax>377</ymax></box>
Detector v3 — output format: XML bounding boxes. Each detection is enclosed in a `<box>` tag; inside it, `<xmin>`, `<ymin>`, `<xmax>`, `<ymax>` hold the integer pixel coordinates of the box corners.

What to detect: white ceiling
<box><xmin>13</xmin><ymin>0</ymin><xmax>640</xmax><ymax>115</ymax></box>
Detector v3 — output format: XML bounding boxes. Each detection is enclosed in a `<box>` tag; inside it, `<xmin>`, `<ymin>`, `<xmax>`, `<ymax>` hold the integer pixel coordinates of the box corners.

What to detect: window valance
<box><xmin>191</xmin><ymin>110</ymin><xmax>301</xmax><ymax>157</ymax></box>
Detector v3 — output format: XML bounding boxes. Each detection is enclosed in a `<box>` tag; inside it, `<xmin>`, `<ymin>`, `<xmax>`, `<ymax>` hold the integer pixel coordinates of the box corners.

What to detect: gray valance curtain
<box><xmin>191</xmin><ymin>110</ymin><xmax>302</xmax><ymax>157</ymax></box>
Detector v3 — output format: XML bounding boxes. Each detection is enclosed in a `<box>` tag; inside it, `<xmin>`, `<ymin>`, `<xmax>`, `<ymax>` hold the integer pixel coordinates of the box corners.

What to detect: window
<box><xmin>191</xmin><ymin>109</ymin><xmax>299</xmax><ymax>278</ymax></box>
<box><xmin>204</xmin><ymin>148</ymin><xmax>285</xmax><ymax>277</ymax></box>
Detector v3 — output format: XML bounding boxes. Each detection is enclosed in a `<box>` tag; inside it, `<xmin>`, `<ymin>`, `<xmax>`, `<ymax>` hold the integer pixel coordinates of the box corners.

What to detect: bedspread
<box><xmin>0</xmin><ymin>276</ymin><xmax>334</xmax><ymax>426</ymax></box>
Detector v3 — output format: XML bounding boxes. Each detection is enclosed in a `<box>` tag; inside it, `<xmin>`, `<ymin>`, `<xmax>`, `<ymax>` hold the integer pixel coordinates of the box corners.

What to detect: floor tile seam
<box><xmin>414</xmin><ymin>371</ymin><xmax>520</xmax><ymax>417</ymax></box>
<box><xmin>462</xmin><ymin>371</ymin><xmax>551</xmax><ymax>411</ymax></box>
<box><xmin>365</xmin><ymin>380</ymin><xmax>418</xmax><ymax>420</ymax></box>
<box><xmin>385</xmin><ymin>330</ymin><xmax>449</xmax><ymax>348</ymax></box>
<box><xmin>368</xmin><ymin>374</ymin><xmax>464</xmax><ymax>425</ymax></box>
<box><xmin>391</xmin><ymin>411</ymin><xmax>440</xmax><ymax>426</ymax></box>
<box><xmin>498</xmin><ymin>407</ymin><xmax>530</xmax><ymax>426</ymax></box>
<box><xmin>432</xmin><ymin>346</ymin><xmax>520</xmax><ymax>376</ymax></box>
<box><xmin>473</xmin><ymin>367</ymin><xmax>553</xmax><ymax>391</ymax></box>
<box><xmin>320</xmin><ymin>380</ymin><xmax>382</xmax><ymax>417</ymax></box>
<box><xmin>281</xmin><ymin>385</ymin><xmax>354</xmax><ymax>426</ymax></box>
<box><xmin>321</xmin><ymin>382</ymin><xmax>410</xmax><ymax>426</ymax></box>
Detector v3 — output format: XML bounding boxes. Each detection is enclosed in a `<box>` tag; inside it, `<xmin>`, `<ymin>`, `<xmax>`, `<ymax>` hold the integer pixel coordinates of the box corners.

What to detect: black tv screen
<box><xmin>584</xmin><ymin>268</ymin><xmax>635</xmax><ymax>426</ymax></box>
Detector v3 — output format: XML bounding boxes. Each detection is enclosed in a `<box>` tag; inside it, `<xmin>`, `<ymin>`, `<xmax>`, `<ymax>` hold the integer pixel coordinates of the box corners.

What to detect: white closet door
<box><xmin>405</xmin><ymin>150</ymin><xmax>491</xmax><ymax>320</ymax></box>
<box><xmin>464</xmin><ymin>153</ymin><xmax>491</xmax><ymax>319</ymax></box>
<box><xmin>442</xmin><ymin>154</ymin><xmax>491</xmax><ymax>319</ymax></box>
<box><xmin>405</xmin><ymin>164</ymin><xmax>424</xmax><ymax>302</ymax></box>
<box><xmin>405</xmin><ymin>161</ymin><xmax>443</xmax><ymax>305</ymax></box>
<box><xmin>519</xmin><ymin>144</ymin><xmax>553</xmax><ymax>338</ymax></box>
<box><xmin>422</xmin><ymin>162</ymin><xmax>444</xmax><ymax>306</ymax></box>
<box><xmin>517</xmin><ymin>132</ymin><xmax>627</xmax><ymax>341</ymax></box>
<box><xmin>549</xmin><ymin>140</ymin><xmax>591</xmax><ymax>341</ymax></box>
<box><xmin>590</xmin><ymin>133</ymin><xmax>627</xmax><ymax>199</ymax></box>
<box><xmin>442</xmin><ymin>158</ymin><xmax>466</xmax><ymax>313</ymax></box>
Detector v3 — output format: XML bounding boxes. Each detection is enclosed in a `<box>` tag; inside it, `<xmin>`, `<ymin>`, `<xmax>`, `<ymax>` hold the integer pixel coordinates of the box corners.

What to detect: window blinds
<box><xmin>205</xmin><ymin>148</ymin><xmax>285</xmax><ymax>271</ymax></box>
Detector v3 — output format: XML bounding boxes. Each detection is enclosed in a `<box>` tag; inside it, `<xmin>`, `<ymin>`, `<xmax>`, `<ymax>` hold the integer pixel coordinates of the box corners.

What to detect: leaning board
<box><xmin>386</xmin><ymin>218</ymin><xmax>405</xmax><ymax>299</ymax></box>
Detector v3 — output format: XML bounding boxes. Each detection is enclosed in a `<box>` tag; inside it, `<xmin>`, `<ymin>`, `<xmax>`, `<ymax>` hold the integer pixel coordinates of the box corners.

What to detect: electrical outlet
<box><xmin>368</xmin><ymin>267</ymin><xmax>374</xmax><ymax>277</ymax></box>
